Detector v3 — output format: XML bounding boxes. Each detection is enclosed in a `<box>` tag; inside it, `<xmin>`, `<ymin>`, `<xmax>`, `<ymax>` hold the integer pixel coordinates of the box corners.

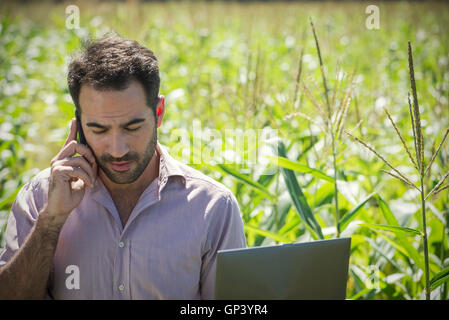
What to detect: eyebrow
<box><xmin>86</xmin><ymin>118</ymin><xmax>146</xmax><ymax>129</ymax></box>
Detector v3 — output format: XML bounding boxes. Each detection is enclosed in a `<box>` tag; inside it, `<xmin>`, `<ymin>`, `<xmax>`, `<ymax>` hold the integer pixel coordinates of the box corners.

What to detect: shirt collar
<box><xmin>156</xmin><ymin>142</ymin><xmax>187</xmax><ymax>191</ymax></box>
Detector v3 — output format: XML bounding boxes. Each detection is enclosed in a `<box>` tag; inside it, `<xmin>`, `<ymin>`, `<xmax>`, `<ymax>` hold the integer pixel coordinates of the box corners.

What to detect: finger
<box><xmin>57</xmin><ymin>140</ymin><xmax>97</xmax><ymax>166</ymax></box>
<box><xmin>53</xmin><ymin>165</ymin><xmax>93</xmax><ymax>188</ymax></box>
<box><xmin>64</xmin><ymin>119</ymin><xmax>77</xmax><ymax>147</ymax></box>
<box><xmin>91</xmin><ymin>159</ymin><xmax>98</xmax><ymax>184</ymax></box>
<box><xmin>56</xmin><ymin>156</ymin><xmax>96</xmax><ymax>183</ymax></box>
<box><xmin>71</xmin><ymin>178</ymin><xmax>86</xmax><ymax>192</ymax></box>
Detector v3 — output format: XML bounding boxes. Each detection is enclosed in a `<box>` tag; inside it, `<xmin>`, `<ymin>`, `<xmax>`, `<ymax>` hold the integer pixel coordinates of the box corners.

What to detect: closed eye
<box><xmin>86</xmin><ymin>118</ymin><xmax>146</xmax><ymax>134</ymax></box>
<box><xmin>92</xmin><ymin>127</ymin><xmax>141</xmax><ymax>134</ymax></box>
<box><xmin>126</xmin><ymin>126</ymin><xmax>141</xmax><ymax>132</ymax></box>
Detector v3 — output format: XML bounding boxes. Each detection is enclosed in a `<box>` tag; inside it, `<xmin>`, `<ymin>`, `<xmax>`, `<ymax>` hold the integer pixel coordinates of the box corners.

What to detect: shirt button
<box><xmin>118</xmin><ymin>284</ymin><xmax>125</xmax><ymax>291</ymax></box>
<box><xmin>119</xmin><ymin>242</ymin><xmax>125</xmax><ymax>248</ymax></box>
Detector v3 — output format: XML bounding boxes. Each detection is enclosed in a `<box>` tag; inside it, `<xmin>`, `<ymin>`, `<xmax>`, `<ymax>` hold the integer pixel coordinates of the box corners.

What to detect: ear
<box><xmin>156</xmin><ymin>95</ymin><xmax>165</xmax><ymax>128</ymax></box>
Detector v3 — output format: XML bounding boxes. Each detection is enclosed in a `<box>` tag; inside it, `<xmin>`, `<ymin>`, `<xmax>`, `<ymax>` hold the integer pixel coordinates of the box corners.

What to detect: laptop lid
<box><xmin>215</xmin><ymin>237</ymin><xmax>351</xmax><ymax>300</ymax></box>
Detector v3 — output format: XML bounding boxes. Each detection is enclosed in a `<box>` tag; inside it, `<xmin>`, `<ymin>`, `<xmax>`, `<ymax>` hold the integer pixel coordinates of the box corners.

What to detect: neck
<box><xmin>99</xmin><ymin>146</ymin><xmax>160</xmax><ymax>198</ymax></box>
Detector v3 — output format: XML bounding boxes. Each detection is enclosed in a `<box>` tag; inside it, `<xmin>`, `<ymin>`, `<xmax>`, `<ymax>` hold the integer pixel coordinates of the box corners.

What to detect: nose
<box><xmin>106</xmin><ymin>131</ymin><xmax>129</xmax><ymax>160</ymax></box>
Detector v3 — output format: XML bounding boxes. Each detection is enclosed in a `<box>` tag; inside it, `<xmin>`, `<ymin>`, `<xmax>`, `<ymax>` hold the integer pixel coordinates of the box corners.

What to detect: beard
<box><xmin>95</xmin><ymin>125</ymin><xmax>158</xmax><ymax>185</ymax></box>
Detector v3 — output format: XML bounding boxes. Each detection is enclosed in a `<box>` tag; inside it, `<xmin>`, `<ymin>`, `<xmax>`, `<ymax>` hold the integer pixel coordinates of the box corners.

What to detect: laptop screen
<box><xmin>215</xmin><ymin>237</ymin><xmax>351</xmax><ymax>300</ymax></box>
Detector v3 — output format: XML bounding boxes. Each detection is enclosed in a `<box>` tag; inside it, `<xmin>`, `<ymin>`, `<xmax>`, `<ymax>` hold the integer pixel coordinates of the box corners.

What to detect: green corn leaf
<box><xmin>0</xmin><ymin>183</ymin><xmax>22</xmax><ymax>209</ymax></box>
<box><xmin>279</xmin><ymin>214</ymin><xmax>301</xmax><ymax>236</ymax></box>
<box><xmin>338</xmin><ymin>192</ymin><xmax>376</xmax><ymax>232</ymax></box>
<box><xmin>360</xmin><ymin>223</ymin><xmax>423</xmax><ymax>237</ymax></box>
<box><xmin>212</xmin><ymin>164</ymin><xmax>275</xmax><ymax>201</ymax></box>
<box><xmin>376</xmin><ymin>194</ymin><xmax>430</xmax><ymax>274</ymax></box>
<box><xmin>244</xmin><ymin>224</ymin><xmax>293</xmax><ymax>244</ymax></box>
<box><xmin>430</xmin><ymin>276</ymin><xmax>449</xmax><ymax>292</ymax></box>
<box><xmin>364</xmin><ymin>235</ymin><xmax>404</xmax><ymax>272</ymax></box>
<box><xmin>371</xmin><ymin>230</ymin><xmax>410</xmax><ymax>258</ymax></box>
<box><xmin>348</xmin><ymin>287</ymin><xmax>375</xmax><ymax>300</ymax></box>
<box><xmin>311</xmin><ymin>182</ymin><xmax>335</xmax><ymax>208</ymax></box>
<box><xmin>266</xmin><ymin>155</ymin><xmax>334</xmax><ymax>182</ymax></box>
<box><xmin>277</xmin><ymin>141</ymin><xmax>324</xmax><ymax>239</ymax></box>
<box><xmin>430</xmin><ymin>266</ymin><xmax>449</xmax><ymax>291</ymax></box>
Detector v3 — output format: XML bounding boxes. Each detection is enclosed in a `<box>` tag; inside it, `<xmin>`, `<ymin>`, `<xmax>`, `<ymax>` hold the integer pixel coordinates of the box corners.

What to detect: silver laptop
<box><xmin>215</xmin><ymin>237</ymin><xmax>351</xmax><ymax>300</ymax></box>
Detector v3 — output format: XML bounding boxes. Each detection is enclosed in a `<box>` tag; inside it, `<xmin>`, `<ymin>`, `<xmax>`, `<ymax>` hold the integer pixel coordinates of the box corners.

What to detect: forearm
<box><xmin>0</xmin><ymin>208</ymin><xmax>63</xmax><ymax>299</ymax></box>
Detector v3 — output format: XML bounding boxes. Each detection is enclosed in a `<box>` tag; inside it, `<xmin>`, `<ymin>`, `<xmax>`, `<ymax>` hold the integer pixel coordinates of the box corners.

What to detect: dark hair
<box><xmin>67</xmin><ymin>36</ymin><xmax>160</xmax><ymax>114</ymax></box>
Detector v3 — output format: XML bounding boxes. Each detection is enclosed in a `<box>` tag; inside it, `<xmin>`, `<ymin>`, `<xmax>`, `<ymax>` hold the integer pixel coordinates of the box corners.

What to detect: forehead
<box><xmin>78</xmin><ymin>80</ymin><xmax>150</xmax><ymax>121</ymax></box>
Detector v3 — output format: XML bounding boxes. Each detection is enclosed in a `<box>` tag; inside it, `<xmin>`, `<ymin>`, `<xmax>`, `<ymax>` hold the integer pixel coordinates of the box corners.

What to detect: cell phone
<box><xmin>75</xmin><ymin>109</ymin><xmax>87</xmax><ymax>145</ymax></box>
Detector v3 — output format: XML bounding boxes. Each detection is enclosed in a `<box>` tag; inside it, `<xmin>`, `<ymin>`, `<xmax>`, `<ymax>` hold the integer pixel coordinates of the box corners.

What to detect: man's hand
<box><xmin>0</xmin><ymin>119</ymin><xmax>98</xmax><ymax>299</ymax></box>
<box><xmin>46</xmin><ymin>118</ymin><xmax>97</xmax><ymax>227</ymax></box>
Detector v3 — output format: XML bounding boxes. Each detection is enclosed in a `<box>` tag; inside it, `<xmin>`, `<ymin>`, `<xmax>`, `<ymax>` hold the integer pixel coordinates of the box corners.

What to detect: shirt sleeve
<box><xmin>0</xmin><ymin>181</ymin><xmax>40</xmax><ymax>267</ymax></box>
<box><xmin>200</xmin><ymin>192</ymin><xmax>247</xmax><ymax>300</ymax></box>
<box><xmin>0</xmin><ymin>173</ymin><xmax>54</xmax><ymax>299</ymax></box>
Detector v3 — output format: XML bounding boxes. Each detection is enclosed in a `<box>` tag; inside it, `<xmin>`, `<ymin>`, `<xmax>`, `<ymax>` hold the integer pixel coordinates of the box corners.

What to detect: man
<box><xmin>0</xmin><ymin>36</ymin><xmax>247</xmax><ymax>299</ymax></box>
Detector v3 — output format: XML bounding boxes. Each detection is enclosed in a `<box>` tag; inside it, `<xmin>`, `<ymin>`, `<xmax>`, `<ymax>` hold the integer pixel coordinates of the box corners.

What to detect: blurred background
<box><xmin>0</xmin><ymin>0</ymin><xmax>448</xmax><ymax>299</ymax></box>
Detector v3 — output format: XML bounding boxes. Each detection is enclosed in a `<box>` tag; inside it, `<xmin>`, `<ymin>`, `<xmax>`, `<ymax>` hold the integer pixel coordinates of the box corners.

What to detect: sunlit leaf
<box><xmin>277</xmin><ymin>141</ymin><xmax>324</xmax><ymax>239</ymax></box>
<box><xmin>430</xmin><ymin>266</ymin><xmax>449</xmax><ymax>291</ymax></box>
<box><xmin>213</xmin><ymin>164</ymin><xmax>275</xmax><ymax>201</ymax></box>
<box><xmin>338</xmin><ymin>192</ymin><xmax>376</xmax><ymax>232</ymax></box>
<box><xmin>359</xmin><ymin>223</ymin><xmax>423</xmax><ymax>237</ymax></box>
<box><xmin>266</xmin><ymin>155</ymin><xmax>334</xmax><ymax>182</ymax></box>
<box><xmin>376</xmin><ymin>195</ymin><xmax>438</xmax><ymax>275</ymax></box>
<box><xmin>244</xmin><ymin>224</ymin><xmax>293</xmax><ymax>244</ymax></box>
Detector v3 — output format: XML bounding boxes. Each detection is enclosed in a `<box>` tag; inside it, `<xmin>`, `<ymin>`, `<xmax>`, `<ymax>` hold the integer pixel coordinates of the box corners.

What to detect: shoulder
<box><xmin>162</xmin><ymin>151</ymin><xmax>241</xmax><ymax>219</ymax></box>
<box><xmin>175</xmin><ymin>163</ymin><xmax>244</xmax><ymax>234</ymax></box>
<box><xmin>17</xmin><ymin>167</ymin><xmax>51</xmax><ymax>199</ymax></box>
<box><xmin>24</xmin><ymin>167</ymin><xmax>51</xmax><ymax>192</ymax></box>
<box><xmin>13</xmin><ymin>167</ymin><xmax>51</xmax><ymax>217</ymax></box>
<box><xmin>176</xmin><ymin>161</ymin><xmax>236</xmax><ymax>205</ymax></box>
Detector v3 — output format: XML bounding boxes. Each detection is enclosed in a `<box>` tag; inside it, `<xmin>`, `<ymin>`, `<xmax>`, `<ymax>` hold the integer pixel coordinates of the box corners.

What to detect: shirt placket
<box><xmin>113</xmin><ymin>235</ymin><xmax>131</xmax><ymax>299</ymax></box>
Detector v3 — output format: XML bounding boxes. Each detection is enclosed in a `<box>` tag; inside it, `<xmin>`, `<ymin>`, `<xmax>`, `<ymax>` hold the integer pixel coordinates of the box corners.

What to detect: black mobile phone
<box><xmin>75</xmin><ymin>109</ymin><xmax>87</xmax><ymax>145</ymax></box>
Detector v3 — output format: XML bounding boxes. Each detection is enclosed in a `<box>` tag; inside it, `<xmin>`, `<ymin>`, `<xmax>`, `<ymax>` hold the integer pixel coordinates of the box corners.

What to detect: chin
<box><xmin>99</xmin><ymin>165</ymin><xmax>140</xmax><ymax>185</ymax></box>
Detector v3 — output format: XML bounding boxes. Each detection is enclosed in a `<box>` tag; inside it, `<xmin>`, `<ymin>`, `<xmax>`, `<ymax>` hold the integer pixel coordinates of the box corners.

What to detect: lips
<box><xmin>109</xmin><ymin>161</ymin><xmax>133</xmax><ymax>172</ymax></box>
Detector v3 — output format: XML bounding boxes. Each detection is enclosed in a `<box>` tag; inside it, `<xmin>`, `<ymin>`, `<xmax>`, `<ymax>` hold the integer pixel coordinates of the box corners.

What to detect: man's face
<box><xmin>78</xmin><ymin>80</ymin><xmax>158</xmax><ymax>185</ymax></box>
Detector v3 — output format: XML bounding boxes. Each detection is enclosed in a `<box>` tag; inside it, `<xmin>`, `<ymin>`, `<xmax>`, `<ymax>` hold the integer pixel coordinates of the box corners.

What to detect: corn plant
<box><xmin>345</xmin><ymin>42</ymin><xmax>449</xmax><ymax>300</ymax></box>
<box><xmin>275</xmin><ymin>19</ymin><xmax>375</xmax><ymax>240</ymax></box>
